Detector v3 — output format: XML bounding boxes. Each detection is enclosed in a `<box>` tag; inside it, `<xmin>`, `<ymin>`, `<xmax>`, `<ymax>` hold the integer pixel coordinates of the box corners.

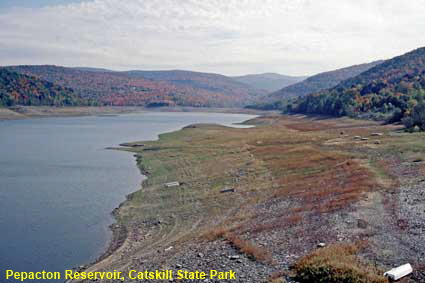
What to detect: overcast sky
<box><xmin>1</xmin><ymin>0</ymin><xmax>425</xmax><ymax>76</ymax></box>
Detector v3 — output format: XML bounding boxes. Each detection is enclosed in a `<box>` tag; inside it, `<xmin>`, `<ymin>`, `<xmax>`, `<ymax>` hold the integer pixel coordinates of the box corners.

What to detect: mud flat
<box><xmin>0</xmin><ymin>106</ymin><xmax>273</xmax><ymax>120</ymax></box>
<box><xmin>0</xmin><ymin>106</ymin><xmax>145</xmax><ymax>119</ymax></box>
<box><xmin>0</xmin><ymin>107</ymin><xmax>26</xmax><ymax>119</ymax></box>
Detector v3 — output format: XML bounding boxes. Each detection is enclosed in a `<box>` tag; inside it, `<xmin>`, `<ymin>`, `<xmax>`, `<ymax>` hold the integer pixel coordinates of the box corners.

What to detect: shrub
<box><xmin>402</xmin><ymin>116</ymin><xmax>415</xmax><ymax>130</ymax></box>
<box><xmin>293</xmin><ymin>243</ymin><xmax>386</xmax><ymax>283</ymax></box>
<box><xmin>387</xmin><ymin>107</ymin><xmax>403</xmax><ymax>123</ymax></box>
<box><xmin>411</xmin><ymin>101</ymin><xmax>425</xmax><ymax>130</ymax></box>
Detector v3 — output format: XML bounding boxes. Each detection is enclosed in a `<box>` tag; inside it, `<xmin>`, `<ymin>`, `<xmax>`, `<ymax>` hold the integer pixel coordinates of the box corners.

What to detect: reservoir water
<box><xmin>0</xmin><ymin>111</ymin><xmax>255</xmax><ymax>281</ymax></box>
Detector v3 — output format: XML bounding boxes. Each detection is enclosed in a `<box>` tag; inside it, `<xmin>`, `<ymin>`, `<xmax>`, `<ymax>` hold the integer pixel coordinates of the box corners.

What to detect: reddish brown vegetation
<box><xmin>0</xmin><ymin>68</ymin><xmax>86</xmax><ymax>106</ymax></box>
<box><xmin>252</xmin><ymin>144</ymin><xmax>376</xmax><ymax>215</ymax></box>
<box><xmin>225</xmin><ymin>233</ymin><xmax>274</xmax><ymax>264</ymax></box>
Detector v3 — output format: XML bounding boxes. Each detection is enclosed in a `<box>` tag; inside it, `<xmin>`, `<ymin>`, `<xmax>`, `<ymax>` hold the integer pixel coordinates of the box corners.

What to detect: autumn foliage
<box><xmin>6</xmin><ymin>65</ymin><xmax>264</xmax><ymax>107</ymax></box>
<box><xmin>0</xmin><ymin>68</ymin><xmax>90</xmax><ymax>106</ymax></box>
<box><xmin>290</xmin><ymin>47</ymin><xmax>425</xmax><ymax>122</ymax></box>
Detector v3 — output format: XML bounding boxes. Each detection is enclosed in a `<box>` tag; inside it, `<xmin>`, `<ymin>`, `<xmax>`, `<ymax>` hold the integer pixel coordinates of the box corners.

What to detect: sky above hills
<box><xmin>0</xmin><ymin>0</ymin><xmax>88</xmax><ymax>9</ymax></box>
<box><xmin>1</xmin><ymin>0</ymin><xmax>425</xmax><ymax>76</ymax></box>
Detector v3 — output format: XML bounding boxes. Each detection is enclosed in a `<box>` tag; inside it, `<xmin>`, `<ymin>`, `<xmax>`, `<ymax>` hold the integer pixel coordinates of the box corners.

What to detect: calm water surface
<box><xmin>0</xmin><ymin>111</ymin><xmax>255</xmax><ymax>281</ymax></box>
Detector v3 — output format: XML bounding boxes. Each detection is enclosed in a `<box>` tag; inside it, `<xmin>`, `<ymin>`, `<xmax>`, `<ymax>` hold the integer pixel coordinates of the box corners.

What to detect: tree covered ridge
<box><xmin>6</xmin><ymin>65</ymin><xmax>264</xmax><ymax>107</ymax></box>
<box><xmin>267</xmin><ymin>60</ymin><xmax>383</xmax><ymax>100</ymax></box>
<box><xmin>0</xmin><ymin>68</ymin><xmax>91</xmax><ymax>107</ymax></box>
<box><xmin>285</xmin><ymin>47</ymin><xmax>425</xmax><ymax>129</ymax></box>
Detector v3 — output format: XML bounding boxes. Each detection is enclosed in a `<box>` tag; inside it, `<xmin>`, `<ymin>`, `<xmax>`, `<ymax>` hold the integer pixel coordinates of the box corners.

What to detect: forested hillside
<box><xmin>0</xmin><ymin>68</ymin><xmax>88</xmax><ymax>107</ymax></box>
<box><xmin>267</xmin><ymin>60</ymin><xmax>383</xmax><ymax>101</ymax></box>
<box><xmin>7</xmin><ymin>66</ymin><xmax>264</xmax><ymax>107</ymax></box>
<box><xmin>231</xmin><ymin>73</ymin><xmax>306</xmax><ymax>92</ymax></box>
<box><xmin>290</xmin><ymin>47</ymin><xmax>425</xmax><ymax>127</ymax></box>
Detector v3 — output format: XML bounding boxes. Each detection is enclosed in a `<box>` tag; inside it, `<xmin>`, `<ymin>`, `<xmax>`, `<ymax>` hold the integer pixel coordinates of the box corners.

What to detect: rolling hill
<box><xmin>290</xmin><ymin>47</ymin><xmax>425</xmax><ymax>122</ymax></box>
<box><xmin>0</xmin><ymin>68</ymin><xmax>88</xmax><ymax>107</ymax></box>
<box><xmin>231</xmin><ymin>73</ymin><xmax>306</xmax><ymax>92</ymax></box>
<box><xmin>6</xmin><ymin>66</ymin><xmax>265</xmax><ymax>107</ymax></box>
<box><xmin>267</xmin><ymin>60</ymin><xmax>383</xmax><ymax>100</ymax></box>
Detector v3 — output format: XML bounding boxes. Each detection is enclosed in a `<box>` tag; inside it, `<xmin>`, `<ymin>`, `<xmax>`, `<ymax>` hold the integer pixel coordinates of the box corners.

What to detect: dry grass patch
<box><xmin>293</xmin><ymin>243</ymin><xmax>386</xmax><ymax>283</ymax></box>
<box><xmin>226</xmin><ymin>233</ymin><xmax>274</xmax><ymax>264</ymax></box>
<box><xmin>202</xmin><ymin>225</ymin><xmax>228</xmax><ymax>241</ymax></box>
<box><xmin>252</xmin><ymin>141</ymin><xmax>378</xmax><ymax>214</ymax></box>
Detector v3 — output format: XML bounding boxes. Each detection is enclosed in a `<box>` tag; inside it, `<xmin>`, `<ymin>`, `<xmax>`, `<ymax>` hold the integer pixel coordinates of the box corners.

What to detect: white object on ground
<box><xmin>165</xmin><ymin>181</ymin><xmax>180</xmax><ymax>187</ymax></box>
<box><xmin>384</xmin><ymin>263</ymin><xmax>413</xmax><ymax>280</ymax></box>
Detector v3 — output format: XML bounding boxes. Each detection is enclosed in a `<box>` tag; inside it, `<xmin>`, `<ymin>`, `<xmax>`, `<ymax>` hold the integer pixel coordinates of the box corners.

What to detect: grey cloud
<box><xmin>0</xmin><ymin>0</ymin><xmax>424</xmax><ymax>75</ymax></box>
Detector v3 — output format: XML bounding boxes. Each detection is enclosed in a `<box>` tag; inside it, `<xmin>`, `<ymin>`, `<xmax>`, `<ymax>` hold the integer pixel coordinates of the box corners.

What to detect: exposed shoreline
<box><xmin>72</xmin><ymin>114</ymin><xmax>425</xmax><ymax>282</ymax></box>
<box><xmin>0</xmin><ymin>105</ymin><xmax>275</xmax><ymax>121</ymax></box>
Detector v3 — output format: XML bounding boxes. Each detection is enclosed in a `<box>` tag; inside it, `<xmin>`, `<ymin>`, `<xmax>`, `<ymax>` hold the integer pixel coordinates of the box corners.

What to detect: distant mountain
<box><xmin>231</xmin><ymin>73</ymin><xmax>306</xmax><ymax>92</ymax></box>
<box><xmin>73</xmin><ymin>67</ymin><xmax>113</xmax><ymax>72</ymax></box>
<box><xmin>0</xmin><ymin>68</ymin><xmax>88</xmax><ymax>107</ymax></box>
<box><xmin>290</xmin><ymin>47</ymin><xmax>425</xmax><ymax>121</ymax></box>
<box><xmin>125</xmin><ymin>69</ymin><xmax>265</xmax><ymax>98</ymax></box>
<box><xmin>267</xmin><ymin>61</ymin><xmax>383</xmax><ymax>100</ymax></box>
<box><xmin>6</xmin><ymin>66</ymin><xmax>265</xmax><ymax>107</ymax></box>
